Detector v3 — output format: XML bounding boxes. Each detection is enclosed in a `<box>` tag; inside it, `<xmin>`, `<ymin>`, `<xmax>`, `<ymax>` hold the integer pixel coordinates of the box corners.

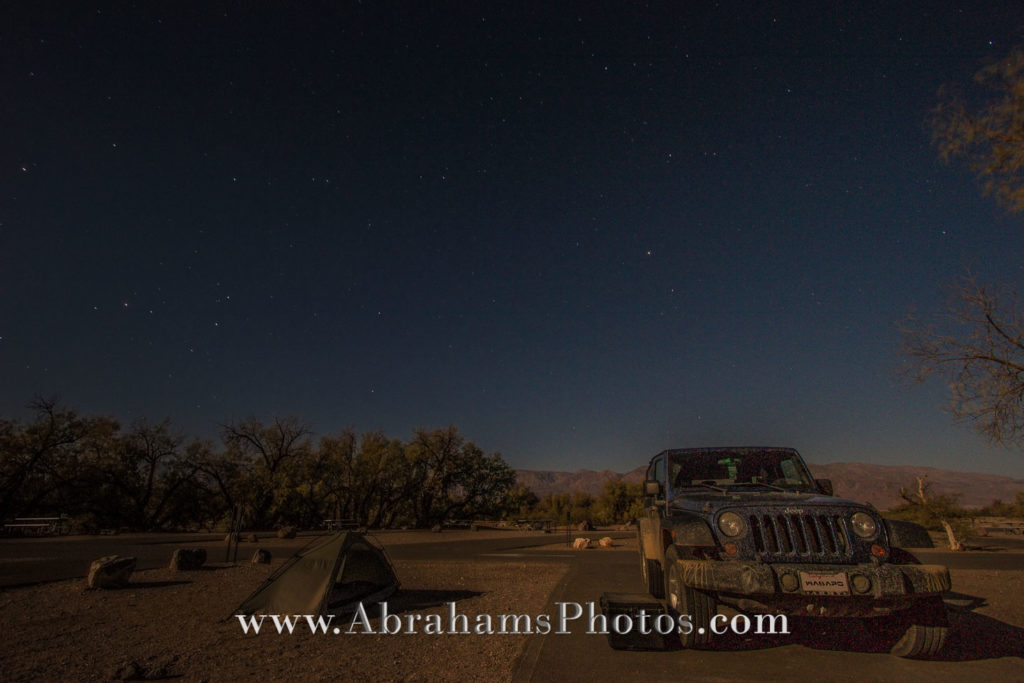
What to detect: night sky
<box><xmin>4</xmin><ymin>3</ymin><xmax>1024</xmax><ymax>476</ymax></box>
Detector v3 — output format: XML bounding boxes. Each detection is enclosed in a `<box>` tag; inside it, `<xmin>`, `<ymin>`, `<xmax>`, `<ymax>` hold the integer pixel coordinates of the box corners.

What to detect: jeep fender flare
<box><xmin>669</xmin><ymin>516</ymin><xmax>716</xmax><ymax>547</ymax></box>
<box><xmin>884</xmin><ymin>519</ymin><xmax>934</xmax><ymax>549</ymax></box>
<box><xmin>640</xmin><ymin>513</ymin><xmax>715</xmax><ymax>565</ymax></box>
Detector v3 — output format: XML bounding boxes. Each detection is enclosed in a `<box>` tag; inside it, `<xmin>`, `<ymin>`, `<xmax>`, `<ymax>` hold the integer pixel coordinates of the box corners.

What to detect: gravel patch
<box><xmin>0</xmin><ymin>557</ymin><xmax>569</xmax><ymax>681</ymax></box>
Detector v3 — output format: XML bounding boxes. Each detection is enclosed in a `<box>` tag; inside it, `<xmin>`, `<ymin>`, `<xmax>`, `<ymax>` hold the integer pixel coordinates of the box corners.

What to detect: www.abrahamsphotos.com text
<box><xmin>236</xmin><ymin>601</ymin><xmax>789</xmax><ymax>637</ymax></box>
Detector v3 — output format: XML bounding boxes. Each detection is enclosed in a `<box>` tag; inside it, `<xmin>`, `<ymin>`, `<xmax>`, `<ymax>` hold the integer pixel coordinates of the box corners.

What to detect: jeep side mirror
<box><xmin>815</xmin><ymin>478</ymin><xmax>833</xmax><ymax>496</ymax></box>
<box><xmin>643</xmin><ymin>480</ymin><xmax>661</xmax><ymax>496</ymax></box>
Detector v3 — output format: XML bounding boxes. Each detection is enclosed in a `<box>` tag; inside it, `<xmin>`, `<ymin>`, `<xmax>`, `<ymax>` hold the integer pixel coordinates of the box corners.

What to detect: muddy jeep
<box><xmin>637</xmin><ymin>447</ymin><xmax>951</xmax><ymax>657</ymax></box>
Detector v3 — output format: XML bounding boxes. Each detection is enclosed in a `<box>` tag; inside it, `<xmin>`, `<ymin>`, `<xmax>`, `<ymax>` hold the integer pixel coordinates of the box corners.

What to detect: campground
<box><xmin>0</xmin><ymin>529</ymin><xmax>1022</xmax><ymax>680</ymax></box>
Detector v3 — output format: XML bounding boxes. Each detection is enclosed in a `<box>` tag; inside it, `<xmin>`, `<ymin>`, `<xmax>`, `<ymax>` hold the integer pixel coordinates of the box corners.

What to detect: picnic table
<box><xmin>3</xmin><ymin>516</ymin><xmax>69</xmax><ymax>536</ymax></box>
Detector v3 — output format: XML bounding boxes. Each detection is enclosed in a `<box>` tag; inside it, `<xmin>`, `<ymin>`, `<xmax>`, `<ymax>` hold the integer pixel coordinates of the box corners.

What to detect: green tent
<box><xmin>235</xmin><ymin>532</ymin><xmax>399</xmax><ymax>616</ymax></box>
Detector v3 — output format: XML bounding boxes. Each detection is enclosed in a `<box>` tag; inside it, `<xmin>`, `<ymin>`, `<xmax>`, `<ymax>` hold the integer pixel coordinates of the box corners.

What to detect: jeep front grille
<box><xmin>747</xmin><ymin>513</ymin><xmax>854</xmax><ymax>562</ymax></box>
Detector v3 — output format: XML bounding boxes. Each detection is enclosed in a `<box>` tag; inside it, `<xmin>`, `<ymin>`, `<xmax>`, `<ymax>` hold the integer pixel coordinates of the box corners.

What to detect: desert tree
<box><xmin>0</xmin><ymin>398</ymin><xmax>86</xmax><ymax>518</ymax></box>
<box><xmin>216</xmin><ymin>415</ymin><xmax>313</xmax><ymax>528</ymax></box>
<box><xmin>319</xmin><ymin>429</ymin><xmax>412</xmax><ymax>528</ymax></box>
<box><xmin>593</xmin><ymin>480</ymin><xmax>645</xmax><ymax>525</ymax></box>
<box><xmin>405</xmin><ymin>426</ymin><xmax>516</xmax><ymax>527</ymax></box>
<box><xmin>903</xmin><ymin>44</ymin><xmax>1024</xmax><ymax>448</ymax></box>
<box><xmin>0</xmin><ymin>399</ymin><xmax>126</xmax><ymax>522</ymax></box>
<box><xmin>897</xmin><ymin>476</ymin><xmax>967</xmax><ymax>551</ymax></box>
<box><xmin>185</xmin><ymin>438</ymin><xmax>247</xmax><ymax>523</ymax></box>
<box><xmin>220</xmin><ymin>415</ymin><xmax>312</xmax><ymax>475</ymax></box>
<box><xmin>447</xmin><ymin>442</ymin><xmax>518</xmax><ymax>521</ymax></box>
<box><xmin>498</xmin><ymin>485</ymin><xmax>539</xmax><ymax>520</ymax></box>
<box><xmin>108</xmin><ymin>420</ymin><xmax>203</xmax><ymax>530</ymax></box>
<box><xmin>900</xmin><ymin>273</ymin><xmax>1024</xmax><ymax>448</ymax></box>
<box><xmin>932</xmin><ymin>47</ymin><xmax>1024</xmax><ymax>213</ymax></box>
<box><xmin>315</xmin><ymin>429</ymin><xmax>359</xmax><ymax>521</ymax></box>
<box><xmin>352</xmin><ymin>431</ymin><xmax>416</xmax><ymax>528</ymax></box>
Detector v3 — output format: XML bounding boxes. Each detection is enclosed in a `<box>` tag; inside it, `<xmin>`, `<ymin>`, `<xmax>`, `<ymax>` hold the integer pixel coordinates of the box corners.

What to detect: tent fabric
<box><xmin>235</xmin><ymin>532</ymin><xmax>399</xmax><ymax>616</ymax></box>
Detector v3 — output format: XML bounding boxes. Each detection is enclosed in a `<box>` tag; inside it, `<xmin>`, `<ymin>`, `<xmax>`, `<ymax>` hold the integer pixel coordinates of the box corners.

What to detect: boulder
<box><xmin>169</xmin><ymin>547</ymin><xmax>207</xmax><ymax>570</ymax></box>
<box><xmin>576</xmin><ymin>520</ymin><xmax>594</xmax><ymax>532</ymax></box>
<box><xmin>431</xmin><ymin>524</ymin><xmax>442</xmax><ymax>533</ymax></box>
<box><xmin>572</xmin><ymin>537</ymin><xmax>591</xmax><ymax>550</ymax></box>
<box><xmin>598</xmin><ymin>536</ymin><xmax>614</xmax><ymax>548</ymax></box>
<box><xmin>246</xmin><ymin>532</ymin><xmax>259</xmax><ymax>543</ymax></box>
<box><xmin>276</xmin><ymin>526</ymin><xmax>297</xmax><ymax>539</ymax></box>
<box><xmin>251</xmin><ymin>548</ymin><xmax>272</xmax><ymax>564</ymax></box>
<box><xmin>87</xmin><ymin>555</ymin><xmax>136</xmax><ymax>589</ymax></box>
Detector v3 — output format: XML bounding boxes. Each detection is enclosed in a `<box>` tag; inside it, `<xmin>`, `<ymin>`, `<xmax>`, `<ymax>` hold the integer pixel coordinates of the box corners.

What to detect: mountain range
<box><xmin>515</xmin><ymin>462</ymin><xmax>1024</xmax><ymax>510</ymax></box>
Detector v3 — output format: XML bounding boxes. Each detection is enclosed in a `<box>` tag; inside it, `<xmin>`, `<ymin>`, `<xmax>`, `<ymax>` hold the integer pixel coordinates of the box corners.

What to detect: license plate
<box><xmin>799</xmin><ymin>571</ymin><xmax>849</xmax><ymax>595</ymax></box>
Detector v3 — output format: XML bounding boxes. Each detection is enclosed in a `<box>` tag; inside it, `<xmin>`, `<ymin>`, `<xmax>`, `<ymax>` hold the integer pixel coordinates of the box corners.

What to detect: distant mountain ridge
<box><xmin>515</xmin><ymin>462</ymin><xmax>1024</xmax><ymax>510</ymax></box>
<box><xmin>515</xmin><ymin>467</ymin><xmax>647</xmax><ymax>498</ymax></box>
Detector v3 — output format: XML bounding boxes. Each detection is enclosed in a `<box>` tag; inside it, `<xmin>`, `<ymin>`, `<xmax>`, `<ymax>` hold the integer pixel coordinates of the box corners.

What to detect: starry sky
<box><xmin>3</xmin><ymin>3</ymin><xmax>1024</xmax><ymax>476</ymax></box>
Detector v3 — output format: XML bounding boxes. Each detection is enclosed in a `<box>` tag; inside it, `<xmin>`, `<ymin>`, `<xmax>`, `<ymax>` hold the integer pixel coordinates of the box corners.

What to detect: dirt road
<box><xmin>511</xmin><ymin>538</ymin><xmax>1024</xmax><ymax>682</ymax></box>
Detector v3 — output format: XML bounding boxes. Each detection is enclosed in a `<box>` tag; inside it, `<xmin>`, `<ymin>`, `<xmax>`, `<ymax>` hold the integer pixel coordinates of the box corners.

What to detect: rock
<box><xmin>431</xmin><ymin>524</ymin><xmax>442</xmax><ymax>533</ymax></box>
<box><xmin>111</xmin><ymin>656</ymin><xmax>177</xmax><ymax>681</ymax></box>
<box><xmin>598</xmin><ymin>536</ymin><xmax>614</xmax><ymax>548</ymax></box>
<box><xmin>576</xmin><ymin>520</ymin><xmax>594</xmax><ymax>532</ymax></box>
<box><xmin>169</xmin><ymin>548</ymin><xmax>207</xmax><ymax>570</ymax></box>
<box><xmin>251</xmin><ymin>549</ymin><xmax>272</xmax><ymax>564</ymax></box>
<box><xmin>276</xmin><ymin>526</ymin><xmax>297</xmax><ymax>539</ymax></box>
<box><xmin>246</xmin><ymin>532</ymin><xmax>259</xmax><ymax>543</ymax></box>
<box><xmin>112</xmin><ymin>659</ymin><xmax>143</xmax><ymax>681</ymax></box>
<box><xmin>87</xmin><ymin>555</ymin><xmax>136</xmax><ymax>589</ymax></box>
<box><xmin>573</xmin><ymin>537</ymin><xmax>591</xmax><ymax>550</ymax></box>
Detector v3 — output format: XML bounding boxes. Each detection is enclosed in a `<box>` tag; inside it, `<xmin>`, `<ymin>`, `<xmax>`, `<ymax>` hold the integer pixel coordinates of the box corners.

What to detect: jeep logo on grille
<box><xmin>782</xmin><ymin>508</ymin><xmax>805</xmax><ymax>514</ymax></box>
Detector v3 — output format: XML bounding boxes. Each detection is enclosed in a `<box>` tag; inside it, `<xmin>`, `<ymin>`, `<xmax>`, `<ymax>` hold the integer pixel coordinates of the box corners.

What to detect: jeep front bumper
<box><xmin>673</xmin><ymin>558</ymin><xmax>950</xmax><ymax>616</ymax></box>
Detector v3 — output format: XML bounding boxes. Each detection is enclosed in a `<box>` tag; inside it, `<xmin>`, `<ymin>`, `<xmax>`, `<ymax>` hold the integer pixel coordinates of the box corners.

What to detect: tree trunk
<box><xmin>941</xmin><ymin>519</ymin><xmax>965</xmax><ymax>551</ymax></box>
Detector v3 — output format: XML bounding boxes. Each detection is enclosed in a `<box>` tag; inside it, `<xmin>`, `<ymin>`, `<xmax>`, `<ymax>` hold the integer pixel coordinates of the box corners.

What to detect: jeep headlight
<box><xmin>718</xmin><ymin>511</ymin><xmax>745</xmax><ymax>537</ymax></box>
<box><xmin>850</xmin><ymin>512</ymin><xmax>878</xmax><ymax>539</ymax></box>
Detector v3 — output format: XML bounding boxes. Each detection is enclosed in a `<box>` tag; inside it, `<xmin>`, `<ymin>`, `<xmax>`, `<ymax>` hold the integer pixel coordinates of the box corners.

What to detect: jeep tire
<box><xmin>665</xmin><ymin>560</ymin><xmax>715</xmax><ymax>648</ymax></box>
<box><xmin>889</xmin><ymin>596</ymin><xmax>949</xmax><ymax>658</ymax></box>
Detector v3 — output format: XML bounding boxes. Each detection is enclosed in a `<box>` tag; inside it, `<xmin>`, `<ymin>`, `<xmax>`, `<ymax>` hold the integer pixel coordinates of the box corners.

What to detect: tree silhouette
<box><xmin>903</xmin><ymin>45</ymin><xmax>1024</xmax><ymax>450</ymax></box>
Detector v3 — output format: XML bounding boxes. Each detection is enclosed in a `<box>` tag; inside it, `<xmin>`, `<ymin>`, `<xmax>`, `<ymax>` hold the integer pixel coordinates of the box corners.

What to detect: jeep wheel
<box><xmin>665</xmin><ymin>561</ymin><xmax>715</xmax><ymax>648</ymax></box>
<box><xmin>890</xmin><ymin>597</ymin><xmax>949</xmax><ymax>658</ymax></box>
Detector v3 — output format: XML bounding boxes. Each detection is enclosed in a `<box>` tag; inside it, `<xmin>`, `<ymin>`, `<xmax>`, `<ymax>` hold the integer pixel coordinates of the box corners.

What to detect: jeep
<box><xmin>637</xmin><ymin>447</ymin><xmax>951</xmax><ymax>657</ymax></box>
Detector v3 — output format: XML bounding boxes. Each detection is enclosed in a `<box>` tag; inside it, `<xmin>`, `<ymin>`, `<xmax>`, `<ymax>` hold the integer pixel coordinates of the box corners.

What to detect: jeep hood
<box><xmin>668</xmin><ymin>491</ymin><xmax>868</xmax><ymax>514</ymax></box>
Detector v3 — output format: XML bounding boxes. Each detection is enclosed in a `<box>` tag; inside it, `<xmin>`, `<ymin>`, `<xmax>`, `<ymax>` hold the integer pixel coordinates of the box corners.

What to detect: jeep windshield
<box><xmin>667</xmin><ymin>447</ymin><xmax>816</xmax><ymax>493</ymax></box>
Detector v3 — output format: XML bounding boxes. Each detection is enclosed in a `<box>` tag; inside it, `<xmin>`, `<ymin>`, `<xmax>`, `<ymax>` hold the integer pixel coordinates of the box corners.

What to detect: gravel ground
<box><xmin>0</xmin><ymin>557</ymin><xmax>569</xmax><ymax>681</ymax></box>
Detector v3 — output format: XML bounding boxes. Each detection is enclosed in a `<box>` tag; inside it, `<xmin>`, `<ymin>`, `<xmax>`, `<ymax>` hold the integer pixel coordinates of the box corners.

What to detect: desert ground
<box><xmin>0</xmin><ymin>530</ymin><xmax>571</xmax><ymax>681</ymax></box>
<box><xmin>1</xmin><ymin>530</ymin><xmax>1022</xmax><ymax>681</ymax></box>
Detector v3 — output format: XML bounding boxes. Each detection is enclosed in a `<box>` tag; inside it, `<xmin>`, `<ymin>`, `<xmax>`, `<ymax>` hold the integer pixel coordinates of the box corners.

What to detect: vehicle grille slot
<box><xmin>790</xmin><ymin>515</ymin><xmax>809</xmax><ymax>553</ymax></box>
<box><xmin>819</xmin><ymin>517</ymin><xmax>837</xmax><ymax>554</ymax></box>
<box><xmin>800</xmin><ymin>516</ymin><xmax>820</xmax><ymax>554</ymax></box>
<box><xmin>771</xmin><ymin>515</ymin><xmax>791</xmax><ymax>553</ymax></box>
<box><xmin>750</xmin><ymin>516</ymin><xmax>767</xmax><ymax>553</ymax></box>
<box><xmin>747</xmin><ymin>512</ymin><xmax>854</xmax><ymax>562</ymax></box>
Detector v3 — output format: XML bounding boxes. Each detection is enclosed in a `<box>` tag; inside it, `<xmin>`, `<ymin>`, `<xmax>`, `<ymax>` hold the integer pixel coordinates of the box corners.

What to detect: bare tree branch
<box><xmin>900</xmin><ymin>272</ymin><xmax>1024</xmax><ymax>448</ymax></box>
